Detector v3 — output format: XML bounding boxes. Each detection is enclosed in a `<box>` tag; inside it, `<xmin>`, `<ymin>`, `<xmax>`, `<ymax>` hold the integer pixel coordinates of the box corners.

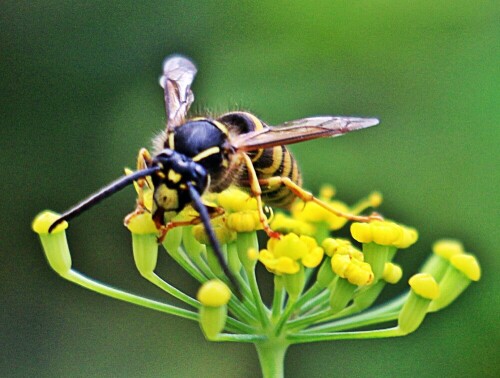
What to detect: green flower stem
<box><xmin>213</xmin><ymin>333</ymin><xmax>267</xmax><ymax>343</ymax></box>
<box><xmin>274</xmin><ymin>297</ymin><xmax>297</xmax><ymax>335</ymax></box>
<box><xmin>227</xmin><ymin>297</ymin><xmax>259</xmax><ymax>325</ymax></box>
<box><xmin>271</xmin><ymin>276</ymin><xmax>285</xmax><ymax>321</ymax></box>
<box><xmin>143</xmin><ymin>272</ymin><xmax>200</xmax><ymax>308</ymax></box>
<box><xmin>299</xmin><ymin>288</ymin><xmax>329</xmax><ymax>314</ymax></box>
<box><xmin>420</xmin><ymin>254</ymin><xmax>449</xmax><ymax>282</ymax></box>
<box><xmin>206</xmin><ymin>244</ymin><xmax>226</xmax><ymax>277</ymax></box>
<box><xmin>236</xmin><ymin>232</ymin><xmax>270</xmax><ymax>327</ymax></box>
<box><xmin>286</xmin><ymin>308</ymin><xmax>334</xmax><ymax>332</ymax></box>
<box><xmin>274</xmin><ymin>281</ymin><xmax>324</xmax><ymax>332</ymax></box>
<box><xmin>363</xmin><ymin>243</ymin><xmax>394</xmax><ymax>281</ymax></box>
<box><xmin>248</xmin><ymin>267</ymin><xmax>271</xmax><ymax>327</ymax></box>
<box><xmin>306</xmin><ymin>310</ymin><xmax>399</xmax><ymax>333</ymax></box>
<box><xmin>255</xmin><ymin>339</ymin><xmax>289</xmax><ymax>378</ymax></box>
<box><xmin>163</xmin><ymin>244</ymin><xmax>206</xmax><ymax>282</ymax></box>
<box><xmin>62</xmin><ymin>270</ymin><xmax>198</xmax><ymax>321</ymax></box>
<box><xmin>288</xmin><ymin>326</ymin><xmax>406</xmax><ymax>344</ymax></box>
<box><xmin>225</xmin><ymin>317</ymin><xmax>258</xmax><ymax>334</ymax></box>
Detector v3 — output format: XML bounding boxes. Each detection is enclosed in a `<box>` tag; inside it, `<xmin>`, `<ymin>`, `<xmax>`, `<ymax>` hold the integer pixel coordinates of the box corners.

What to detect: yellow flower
<box><xmin>432</xmin><ymin>239</ymin><xmax>464</xmax><ymax>260</ymax></box>
<box><xmin>258</xmin><ymin>233</ymin><xmax>324</xmax><ymax>275</ymax></box>
<box><xmin>192</xmin><ymin>217</ymin><xmax>236</xmax><ymax>245</ymax></box>
<box><xmin>351</xmin><ymin>220</ymin><xmax>418</xmax><ymax>249</ymax></box>
<box><xmin>321</xmin><ymin>238</ymin><xmax>364</xmax><ymax>260</ymax></box>
<box><xmin>291</xmin><ymin>187</ymin><xmax>382</xmax><ymax>231</ymax></box>
<box><xmin>270</xmin><ymin>212</ymin><xmax>315</xmax><ymax>236</ymax></box>
<box><xmin>197</xmin><ymin>279</ymin><xmax>232</xmax><ymax>307</ymax></box>
<box><xmin>216</xmin><ymin>187</ymin><xmax>258</xmax><ymax>212</ymax></box>
<box><xmin>331</xmin><ymin>254</ymin><xmax>374</xmax><ymax>286</ymax></box>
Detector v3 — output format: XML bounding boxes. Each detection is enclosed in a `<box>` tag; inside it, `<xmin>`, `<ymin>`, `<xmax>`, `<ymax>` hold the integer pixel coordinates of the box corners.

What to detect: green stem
<box><xmin>288</xmin><ymin>326</ymin><xmax>405</xmax><ymax>344</ymax></box>
<box><xmin>62</xmin><ymin>270</ymin><xmax>198</xmax><ymax>321</ymax></box>
<box><xmin>213</xmin><ymin>333</ymin><xmax>267</xmax><ymax>343</ymax></box>
<box><xmin>144</xmin><ymin>272</ymin><xmax>200</xmax><ymax>308</ymax></box>
<box><xmin>271</xmin><ymin>276</ymin><xmax>285</xmax><ymax>321</ymax></box>
<box><xmin>255</xmin><ymin>339</ymin><xmax>289</xmax><ymax>378</ymax></box>
<box><xmin>305</xmin><ymin>311</ymin><xmax>399</xmax><ymax>333</ymax></box>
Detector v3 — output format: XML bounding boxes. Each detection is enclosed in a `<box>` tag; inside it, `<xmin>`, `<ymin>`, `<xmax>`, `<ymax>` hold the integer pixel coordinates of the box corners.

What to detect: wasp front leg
<box><xmin>259</xmin><ymin>176</ymin><xmax>383</xmax><ymax>223</ymax></box>
<box><xmin>241</xmin><ymin>153</ymin><xmax>281</xmax><ymax>239</ymax></box>
<box><xmin>155</xmin><ymin>206</ymin><xmax>225</xmax><ymax>243</ymax></box>
<box><xmin>123</xmin><ymin>148</ymin><xmax>155</xmax><ymax>225</ymax></box>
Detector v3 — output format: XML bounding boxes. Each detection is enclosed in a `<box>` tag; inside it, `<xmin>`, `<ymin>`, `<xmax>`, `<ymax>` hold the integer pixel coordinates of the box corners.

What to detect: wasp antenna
<box><xmin>187</xmin><ymin>183</ymin><xmax>242</xmax><ymax>300</ymax></box>
<box><xmin>48</xmin><ymin>166</ymin><xmax>161</xmax><ymax>233</ymax></box>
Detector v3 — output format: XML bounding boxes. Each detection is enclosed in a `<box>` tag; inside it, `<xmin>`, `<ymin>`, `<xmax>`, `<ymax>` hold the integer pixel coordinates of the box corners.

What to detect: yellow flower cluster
<box><xmin>258</xmin><ymin>233</ymin><xmax>324</xmax><ymax>274</ymax></box>
<box><xmin>331</xmin><ymin>253</ymin><xmax>374</xmax><ymax>286</ymax></box>
<box><xmin>351</xmin><ymin>220</ymin><xmax>418</xmax><ymax>248</ymax></box>
<box><xmin>215</xmin><ymin>188</ymin><xmax>263</xmax><ymax>232</ymax></box>
<box><xmin>322</xmin><ymin>238</ymin><xmax>363</xmax><ymax>260</ymax></box>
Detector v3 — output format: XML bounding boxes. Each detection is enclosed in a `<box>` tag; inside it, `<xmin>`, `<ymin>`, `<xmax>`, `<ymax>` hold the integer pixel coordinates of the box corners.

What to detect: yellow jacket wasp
<box><xmin>49</xmin><ymin>55</ymin><xmax>379</xmax><ymax>295</ymax></box>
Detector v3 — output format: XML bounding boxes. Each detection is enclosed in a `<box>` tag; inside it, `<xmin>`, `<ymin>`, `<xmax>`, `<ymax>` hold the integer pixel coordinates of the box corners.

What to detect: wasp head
<box><xmin>150</xmin><ymin>149</ymin><xmax>209</xmax><ymax>225</ymax></box>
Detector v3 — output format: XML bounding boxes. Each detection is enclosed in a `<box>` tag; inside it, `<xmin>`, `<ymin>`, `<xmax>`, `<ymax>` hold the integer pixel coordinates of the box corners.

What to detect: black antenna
<box><xmin>187</xmin><ymin>182</ymin><xmax>242</xmax><ymax>299</ymax></box>
<box><xmin>49</xmin><ymin>166</ymin><xmax>160</xmax><ymax>233</ymax></box>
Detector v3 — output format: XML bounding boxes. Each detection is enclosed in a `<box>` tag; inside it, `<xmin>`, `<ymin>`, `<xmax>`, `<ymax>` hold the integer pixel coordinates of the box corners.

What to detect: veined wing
<box><xmin>159</xmin><ymin>55</ymin><xmax>197</xmax><ymax>131</ymax></box>
<box><xmin>232</xmin><ymin>116</ymin><xmax>379</xmax><ymax>151</ymax></box>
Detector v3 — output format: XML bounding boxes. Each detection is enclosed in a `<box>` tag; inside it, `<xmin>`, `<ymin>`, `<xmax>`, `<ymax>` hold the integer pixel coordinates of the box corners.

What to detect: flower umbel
<box><xmin>33</xmin><ymin>186</ymin><xmax>480</xmax><ymax>378</ymax></box>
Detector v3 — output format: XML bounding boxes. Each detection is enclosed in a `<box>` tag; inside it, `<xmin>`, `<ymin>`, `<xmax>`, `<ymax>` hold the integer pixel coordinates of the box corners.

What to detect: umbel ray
<box><xmin>49</xmin><ymin>55</ymin><xmax>380</xmax><ymax>295</ymax></box>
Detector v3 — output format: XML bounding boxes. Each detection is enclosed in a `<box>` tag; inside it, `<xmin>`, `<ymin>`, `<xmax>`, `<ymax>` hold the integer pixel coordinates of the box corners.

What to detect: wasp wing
<box><xmin>159</xmin><ymin>55</ymin><xmax>197</xmax><ymax>131</ymax></box>
<box><xmin>232</xmin><ymin>116</ymin><xmax>379</xmax><ymax>151</ymax></box>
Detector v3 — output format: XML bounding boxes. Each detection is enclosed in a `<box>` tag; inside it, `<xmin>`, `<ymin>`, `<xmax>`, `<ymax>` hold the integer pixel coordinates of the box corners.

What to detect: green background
<box><xmin>2</xmin><ymin>1</ymin><xmax>498</xmax><ymax>377</ymax></box>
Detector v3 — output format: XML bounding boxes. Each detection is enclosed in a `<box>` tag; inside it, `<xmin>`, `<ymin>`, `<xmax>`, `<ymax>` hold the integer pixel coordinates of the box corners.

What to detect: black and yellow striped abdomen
<box><xmin>217</xmin><ymin>111</ymin><xmax>302</xmax><ymax>209</ymax></box>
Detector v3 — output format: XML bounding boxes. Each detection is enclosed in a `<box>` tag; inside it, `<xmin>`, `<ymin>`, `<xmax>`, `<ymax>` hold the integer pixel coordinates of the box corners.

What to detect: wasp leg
<box><xmin>259</xmin><ymin>176</ymin><xmax>383</xmax><ymax>223</ymax></box>
<box><xmin>156</xmin><ymin>206</ymin><xmax>225</xmax><ymax>243</ymax></box>
<box><xmin>124</xmin><ymin>149</ymin><xmax>155</xmax><ymax>225</ymax></box>
<box><xmin>241</xmin><ymin>154</ymin><xmax>281</xmax><ymax>239</ymax></box>
<box><xmin>135</xmin><ymin>148</ymin><xmax>154</xmax><ymax>207</ymax></box>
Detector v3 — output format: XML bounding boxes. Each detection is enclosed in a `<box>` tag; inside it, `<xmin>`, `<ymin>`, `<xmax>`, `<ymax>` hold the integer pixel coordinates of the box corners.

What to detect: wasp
<box><xmin>49</xmin><ymin>55</ymin><xmax>379</xmax><ymax>294</ymax></box>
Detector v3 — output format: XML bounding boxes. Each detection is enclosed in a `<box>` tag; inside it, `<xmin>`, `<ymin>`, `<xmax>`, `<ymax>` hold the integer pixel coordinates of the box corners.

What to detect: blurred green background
<box><xmin>1</xmin><ymin>1</ymin><xmax>498</xmax><ymax>377</ymax></box>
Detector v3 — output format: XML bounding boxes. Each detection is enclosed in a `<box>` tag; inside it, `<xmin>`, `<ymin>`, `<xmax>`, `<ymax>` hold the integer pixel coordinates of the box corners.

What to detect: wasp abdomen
<box><xmin>219</xmin><ymin>111</ymin><xmax>302</xmax><ymax>209</ymax></box>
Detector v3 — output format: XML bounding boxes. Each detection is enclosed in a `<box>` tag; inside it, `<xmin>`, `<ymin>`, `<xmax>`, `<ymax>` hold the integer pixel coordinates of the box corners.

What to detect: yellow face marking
<box><xmin>168</xmin><ymin>169</ymin><xmax>182</xmax><ymax>183</ymax></box>
<box><xmin>154</xmin><ymin>184</ymin><xmax>179</xmax><ymax>211</ymax></box>
<box><xmin>192</xmin><ymin>146</ymin><xmax>221</xmax><ymax>162</ymax></box>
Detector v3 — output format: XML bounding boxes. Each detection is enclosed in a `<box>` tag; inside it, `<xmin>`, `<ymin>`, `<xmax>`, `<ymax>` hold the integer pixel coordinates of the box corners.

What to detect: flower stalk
<box><xmin>33</xmin><ymin>186</ymin><xmax>480</xmax><ymax>377</ymax></box>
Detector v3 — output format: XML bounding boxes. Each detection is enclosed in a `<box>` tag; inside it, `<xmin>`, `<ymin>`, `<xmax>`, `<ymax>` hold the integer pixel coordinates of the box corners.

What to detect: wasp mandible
<box><xmin>49</xmin><ymin>55</ymin><xmax>380</xmax><ymax>294</ymax></box>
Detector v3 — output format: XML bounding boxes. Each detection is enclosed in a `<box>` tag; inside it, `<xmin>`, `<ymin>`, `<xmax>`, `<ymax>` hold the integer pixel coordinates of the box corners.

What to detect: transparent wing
<box><xmin>232</xmin><ymin>116</ymin><xmax>379</xmax><ymax>151</ymax></box>
<box><xmin>159</xmin><ymin>55</ymin><xmax>197</xmax><ymax>131</ymax></box>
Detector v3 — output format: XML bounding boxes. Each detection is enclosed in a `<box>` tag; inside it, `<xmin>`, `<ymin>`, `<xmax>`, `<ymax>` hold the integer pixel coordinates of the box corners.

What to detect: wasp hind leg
<box><xmin>259</xmin><ymin>176</ymin><xmax>383</xmax><ymax>223</ymax></box>
<box><xmin>241</xmin><ymin>154</ymin><xmax>282</xmax><ymax>239</ymax></box>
